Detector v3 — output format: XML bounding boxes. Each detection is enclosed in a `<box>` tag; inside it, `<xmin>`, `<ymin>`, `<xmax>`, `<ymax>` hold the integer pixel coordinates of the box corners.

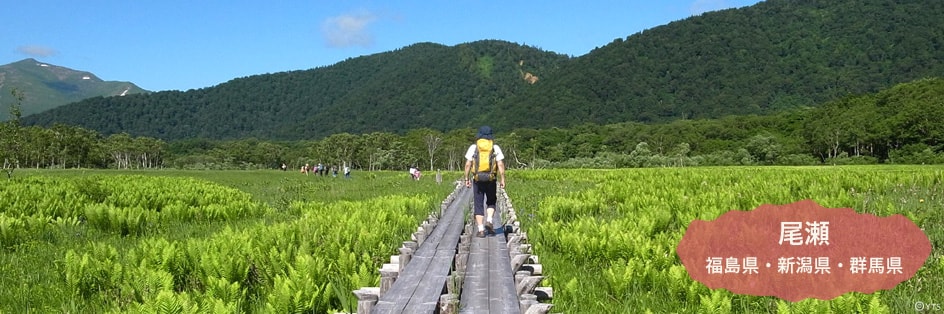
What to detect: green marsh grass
<box><xmin>4</xmin><ymin>167</ymin><xmax>941</xmax><ymax>312</ymax></box>
<box><xmin>512</xmin><ymin>166</ymin><xmax>944</xmax><ymax>313</ymax></box>
<box><xmin>1</xmin><ymin>169</ymin><xmax>456</xmax><ymax>312</ymax></box>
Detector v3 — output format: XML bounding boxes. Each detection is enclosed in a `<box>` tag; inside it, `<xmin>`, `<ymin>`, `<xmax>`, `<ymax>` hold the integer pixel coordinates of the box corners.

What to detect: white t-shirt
<box><xmin>465</xmin><ymin>142</ymin><xmax>505</xmax><ymax>161</ymax></box>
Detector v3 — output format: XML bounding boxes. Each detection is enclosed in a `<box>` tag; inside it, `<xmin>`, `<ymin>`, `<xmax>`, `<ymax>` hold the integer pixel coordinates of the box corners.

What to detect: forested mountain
<box><xmin>495</xmin><ymin>0</ymin><xmax>944</xmax><ymax>128</ymax></box>
<box><xmin>24</xmin><ymin>41</ymin><xmax>568</xmax><ymax>140</ymax></box>
<box><xmin>22</xmin><ymin>0</ymin><xmax>944</xmax><ymax>140</ymax></box>
<box><xmin>0</xmin><ymin>58</ymin><xmax>147</xmax><ymax>120</ymax></box>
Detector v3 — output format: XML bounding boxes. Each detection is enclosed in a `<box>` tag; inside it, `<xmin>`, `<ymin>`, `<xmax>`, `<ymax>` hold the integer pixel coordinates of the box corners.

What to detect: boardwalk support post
<box><xmin>353</xmin><ymin>287</ymin><xmax>379</xmax><ymax>314</ymax></box>
<box><xmin>519</xmin><ymin>293</ymin><xmax>537</xmax><ymax>314</ymax></box>
<box><xmin>379</xmin><ymin>264</ymin><xmax>399</xmax><ymax>297</ymax></box>
<box><xmin>439</xmin><ymin>294</ymin><xmax>458</xmax><ymax>314</ymax></box>
<box><xmin>398</xmin><ymin>246</ymin><xmax>413</xmax><ymax>273</ymax></box>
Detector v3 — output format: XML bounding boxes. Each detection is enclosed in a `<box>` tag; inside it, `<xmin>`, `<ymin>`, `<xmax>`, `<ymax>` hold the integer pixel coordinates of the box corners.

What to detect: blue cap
<box><xmin>476</xmin><ymin>126</ymin><xmax>494</xmax><ymax>139</ymax></box>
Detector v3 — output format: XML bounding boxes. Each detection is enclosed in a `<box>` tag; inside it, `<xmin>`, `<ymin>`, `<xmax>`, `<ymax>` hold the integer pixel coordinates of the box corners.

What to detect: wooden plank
<box><xmin>372</xmin><ymin>187</ymin><xmax>471</xmax><ymax>313</ymax></box>
<box><xmin>489</xmin><ymin>225</ymin><xmax>520</xmax><ymax>313</ymax></box>
<box><xmin>458</xmin><ymin>227</ymin><xmax>488</xmax><ymax>313</ymax></box>
<box><xmin>402</xmin><ymin>211</ymin><xmax>467</xmax><ymax>312</ymax></box>
<box><xmin>459</xmin><ymin>210</ymin><xmax>519</xmax><ymax>313</ymax></box>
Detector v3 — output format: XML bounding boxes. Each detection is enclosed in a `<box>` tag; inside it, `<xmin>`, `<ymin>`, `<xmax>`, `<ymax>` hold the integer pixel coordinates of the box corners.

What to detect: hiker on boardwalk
<box><xmin>464</xmin><ymin>126</ymin><xmax>506</xmax><ymax>238</ymax></box>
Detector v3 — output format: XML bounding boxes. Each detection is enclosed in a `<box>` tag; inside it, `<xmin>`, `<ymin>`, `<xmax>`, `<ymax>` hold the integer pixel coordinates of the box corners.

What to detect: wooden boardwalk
<box><xmin>458</xmin><ymin>210</ymin><xmax>519</xmax><ymax>313</ymax></box>
<box><xmin>372</xmin><ymin>186</ymin><xmax>471</xmax><ymax>313</ymax></box>
<box><xmin>354</xmin><ymin>185</ymin><xmax>551</xmax><ymax>314</ymax></box>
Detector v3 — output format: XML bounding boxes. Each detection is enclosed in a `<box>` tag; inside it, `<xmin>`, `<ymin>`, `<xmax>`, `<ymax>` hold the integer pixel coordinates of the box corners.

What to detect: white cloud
<box><xmin>690</xmin><ymin>0</ymin><xmax>729</xmax><ymax>16</ymax></box>
<box><xmin>322</xmin><ymin>10</ymin><xmax>377</xmax><ymax>48</ymax></box>
<box><xmin>16</xmin><ymin>45</ymin><xmax>58</xmax><ymax>57</ymax></box>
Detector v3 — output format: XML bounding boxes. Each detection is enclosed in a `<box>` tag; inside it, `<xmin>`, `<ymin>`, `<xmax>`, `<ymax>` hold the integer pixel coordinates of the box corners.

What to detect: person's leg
<box><xmin>483</xmin><ymin>181</ymin><xmax>497</xmax><ymax>233</ymax></box>
<box><xmin>473</xmin><ymin>181</ymin><xmax>486</xmax><ymax>236</ymax></box>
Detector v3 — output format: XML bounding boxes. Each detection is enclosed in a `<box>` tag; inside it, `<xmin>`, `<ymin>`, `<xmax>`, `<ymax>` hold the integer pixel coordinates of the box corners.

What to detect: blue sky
<box><xmin>3</xmin><ymin>0</ymin><xmax>762</xmax><ymax>92</ymax></box>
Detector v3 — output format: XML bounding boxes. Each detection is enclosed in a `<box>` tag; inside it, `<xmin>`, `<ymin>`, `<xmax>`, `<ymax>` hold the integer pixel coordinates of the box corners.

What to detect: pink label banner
<box><xmin>676</xmin><ymin>199</ymin><xmax>931</xmax><ymax>302</ymax></box>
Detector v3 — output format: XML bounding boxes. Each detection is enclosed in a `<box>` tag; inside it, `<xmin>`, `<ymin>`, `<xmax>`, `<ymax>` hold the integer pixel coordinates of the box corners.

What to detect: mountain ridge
<box><xmin>21</xmin><ymin>0</ymin><xmax>944</xmax><ymax>140</ymax></box>
<box><xmin>0</xmin><ymin>58</ymin><xmax>148</xmax><ymax>119</ymax></box>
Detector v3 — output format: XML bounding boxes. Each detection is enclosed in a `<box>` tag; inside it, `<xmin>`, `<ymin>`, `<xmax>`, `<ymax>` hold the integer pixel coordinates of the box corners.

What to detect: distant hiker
<box><xmin>409</xmin><ymin>166</ymin><xmax>418</xmax><ymax>180</ymax></box>
<box><xmin>281</xmin><ymin>163</ymin><xmax>287</xmax><ymax>171</ymax></box>
<box><xmin>344</xmin><ymin>165</ymin><xmax>351</xmax><ymax>179</ymax></box>
<box><xmin>302</xmin><ymin>163</ymin><xmax>310</xmax><ymax>175</ymax></box>
<box><xmin>332</xmin><ymin>166</ymin><xmax>338</xmax><ymax>177</ymax></box>
<box><xmin>464</xmin><ymin>126</ymin><xmax>506</xmax><ymax>238</ymax></box>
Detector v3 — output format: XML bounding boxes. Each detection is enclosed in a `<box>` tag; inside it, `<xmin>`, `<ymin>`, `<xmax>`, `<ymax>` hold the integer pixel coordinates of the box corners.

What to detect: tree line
<box><xmin>4</xmin><ymin>78</ymin><xmax>944</xmax><ymax>173</ymax></box>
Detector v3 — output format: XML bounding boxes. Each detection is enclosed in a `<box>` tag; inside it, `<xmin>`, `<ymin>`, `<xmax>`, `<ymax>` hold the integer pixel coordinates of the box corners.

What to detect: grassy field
<box><xmin>1</xmin><ymin>166</ymin><xmax>942</xmax><ymax>313</ymax></box>
<box><xmin>0</xmin><ymin>169</ymin><xmax>457</xmax><ymax>313</ymax></box>
<box><xmin>510</xmin><ymin>166</ymin><xmax>944</xmax><ymax>313</ymax></box>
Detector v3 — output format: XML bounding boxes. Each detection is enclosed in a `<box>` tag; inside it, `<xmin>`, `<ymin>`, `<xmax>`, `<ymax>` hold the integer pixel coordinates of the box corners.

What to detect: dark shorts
<box><xmin>472</xmin><ymin>180</ymin><xmax>497</xmax><ymax>216</ymax></box>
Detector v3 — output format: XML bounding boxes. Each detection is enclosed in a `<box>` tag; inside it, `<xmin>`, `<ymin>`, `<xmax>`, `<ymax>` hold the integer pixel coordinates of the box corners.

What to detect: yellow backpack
<box><xmin>472</xmin><ymin>138</ymin><xmax>497</xmax><ymax>182</ymax></box>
